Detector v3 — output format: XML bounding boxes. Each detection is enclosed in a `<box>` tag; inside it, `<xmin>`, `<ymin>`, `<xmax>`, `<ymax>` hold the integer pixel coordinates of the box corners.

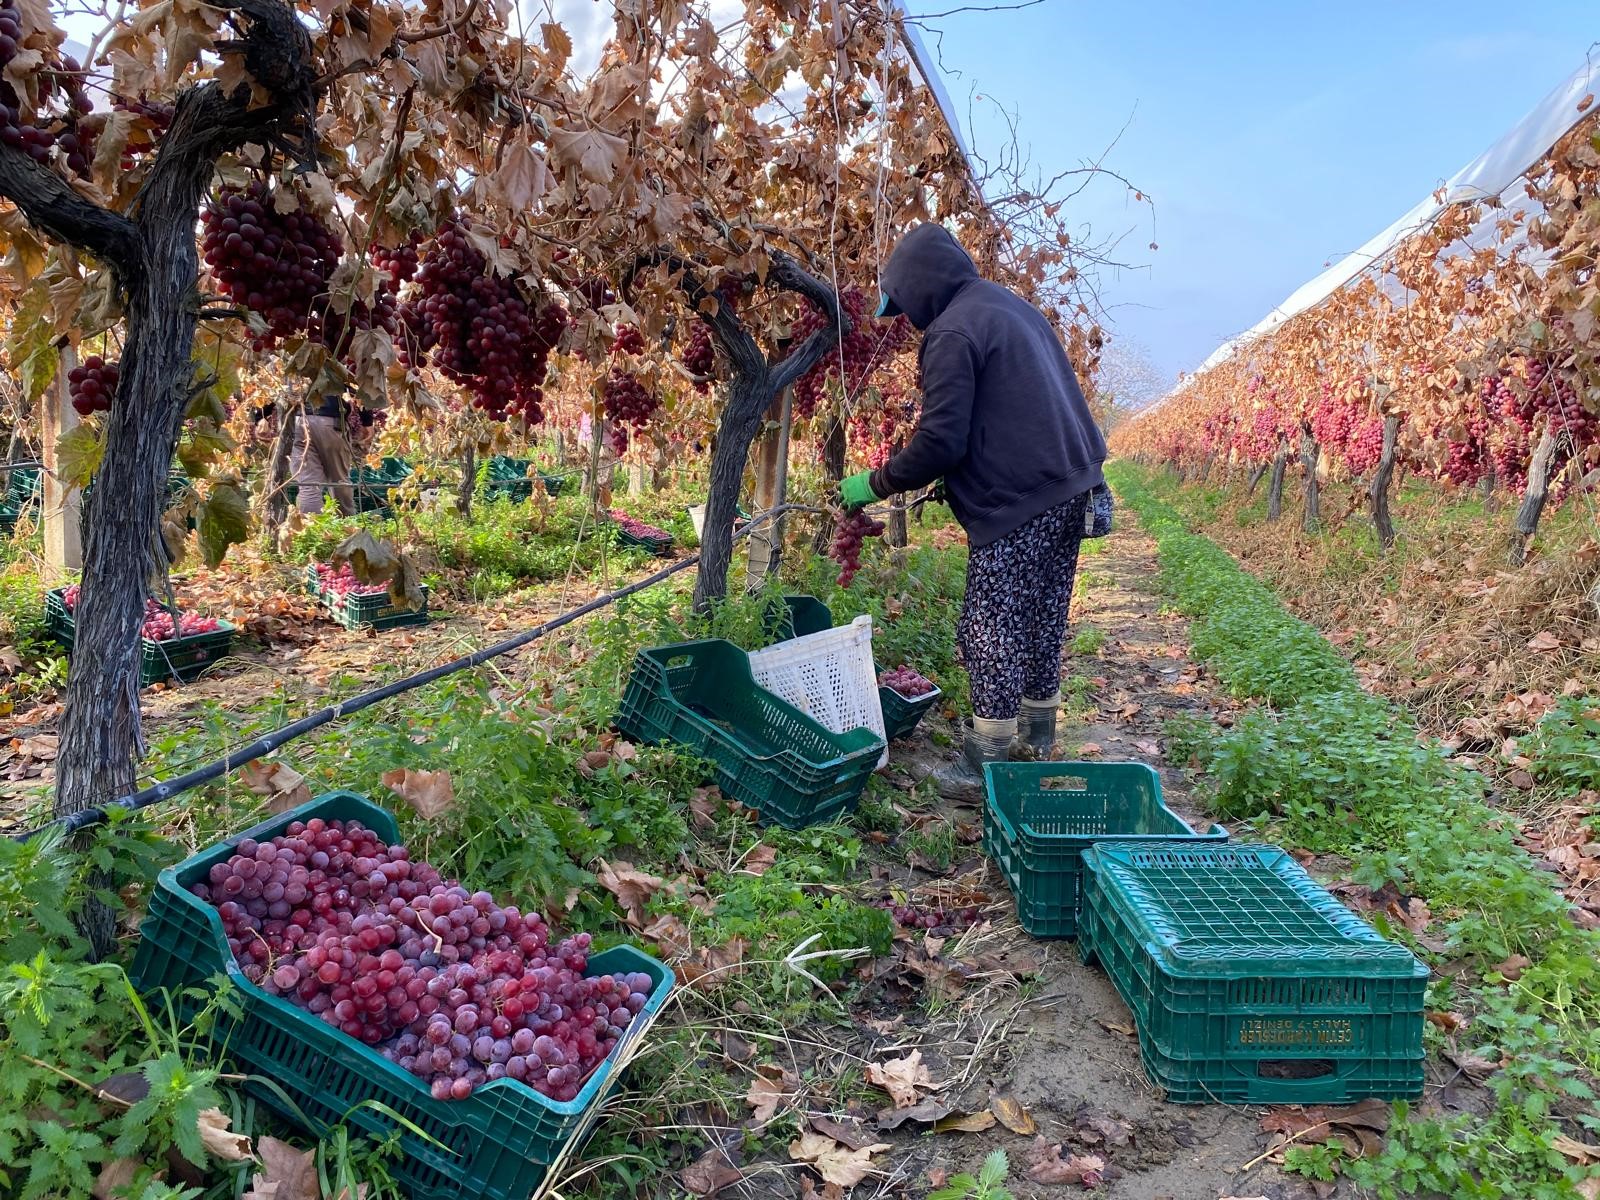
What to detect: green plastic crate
<box><xmin>304</xmin><ymin>562</ymin><xmax>324</xmax><ymax>597</ymax></box>
<box><xmin>1078</xmin><ymin>842</ymin><xmax>1428</xmax><ymax>1105</ymax></box>
<box><xmin>483</xmin><ymin>456</ymin><xmax>535</xmax><ymax>502</ymax></box>
<box><xmin>611</xmin><ymin>519</ymin><xmax>674</xmax><ymax>556</ymax></box>
<box><xmin>983</xmin><ymin>761</ymin><xmax>1227</xmax><ymax>939</ymax></box>
<box><xmin>46</xmin><ymin>586</ymin><xmax>236</xmax><ymax>686</ymax></box>
<box><xmin>1</xmin><ymin>498</ymin><xmax>20</xmax><ymax>533</ymax></box>
<box><xmin>329</xmin><ymin>582</ymin><xmax>430</xmax><ymax>631</ymax></box>
<box><xmin>614</xmin><ymin>639</ymin><xmax>884</xmax><ymax>829</ymax></box>
<box><xmin>776</xmin><ymin>596</ymin><xmax>939</xmax><ymax>740</ymax></box>
<box><xmin>128</xmin><ymin>791</ymin><xmax>675</xmax><ymax>1200</ymax></box>
<box><xmin>5</xmin><ymin>465</ymin><xmax>42</xmax><ymax>505</ymax></box>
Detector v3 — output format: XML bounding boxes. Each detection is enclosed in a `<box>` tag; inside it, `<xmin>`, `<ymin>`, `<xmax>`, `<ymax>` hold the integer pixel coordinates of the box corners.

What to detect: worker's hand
<box><xmin>838</xmin><ymin>471</ymin><xmax>879</xmax><ymax>511</ymax></box>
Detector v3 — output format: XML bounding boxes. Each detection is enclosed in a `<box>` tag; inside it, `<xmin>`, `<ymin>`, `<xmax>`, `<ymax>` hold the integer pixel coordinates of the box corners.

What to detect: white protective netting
<box><xmin>747</xmin><ymin>615</ymin><xmax>889</xmax><ymax>768</ymax></box>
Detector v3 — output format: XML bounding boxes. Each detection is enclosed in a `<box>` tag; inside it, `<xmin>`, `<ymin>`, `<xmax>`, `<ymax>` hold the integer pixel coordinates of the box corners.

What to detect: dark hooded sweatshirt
<box><xmin>868</xmin><ymin>223</ymin><xmax>1106</xmax><ymax>547</ymax></box>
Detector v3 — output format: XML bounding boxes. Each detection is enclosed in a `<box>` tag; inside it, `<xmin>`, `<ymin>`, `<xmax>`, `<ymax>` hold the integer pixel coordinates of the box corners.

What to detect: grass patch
<box><xmin>1111</xmin><ymin>461</ymin><xmax>1600</xmax><ymax>1200</ymax></box>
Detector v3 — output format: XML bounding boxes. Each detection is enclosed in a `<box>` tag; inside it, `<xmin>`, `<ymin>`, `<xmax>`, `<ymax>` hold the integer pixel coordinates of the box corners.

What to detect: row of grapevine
<box><xmin>1111</xmin><ymin>102</ymin><xmax>1599</xmax><ymax>560</ymax></box>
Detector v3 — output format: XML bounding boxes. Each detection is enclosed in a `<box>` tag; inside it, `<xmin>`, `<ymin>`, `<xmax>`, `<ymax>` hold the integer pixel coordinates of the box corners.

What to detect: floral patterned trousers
<box><xmin>957</xmin><ymin>491</ymin><xmax>1091</xmax><ymax>720</ymax></box>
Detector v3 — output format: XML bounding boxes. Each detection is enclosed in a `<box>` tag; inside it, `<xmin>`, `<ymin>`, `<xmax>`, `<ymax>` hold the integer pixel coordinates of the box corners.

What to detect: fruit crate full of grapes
<box><xmin>609</xmin><ymin>509</ymin><xmax>674</xmax><ymax>555</ymax></box>
<box><xmin>615</xmin><ymin>638</ymin><xmax>884</xmax><ymax>829</ymax></box>
<box><xmin>776</xmin><ymin>597</ymin><xmax>943</xmax><ymax>741</ymax></box>
<box><xmin>45</xmin><ymin>586</ymin><xmax>236</xmax><ymax>687</ymax></box>
<box><xmin>982</xmin><ymin>761</ymin><xmax>1228</xmax><ymax>939</ymax></box>
<box><xmin>1077</xmin><ymin>842</ymin><xmax>1428</xmax><ymax>1105</ymax></box>
<box><xmin>129</xmin><ymin>791</ymin><xmax>675</xmax><ymax>1200</ymax></box>
<box><xmin>308</xmin><ymin>562</ymin><xmax>429</xmax><ymax>631</ymax></box>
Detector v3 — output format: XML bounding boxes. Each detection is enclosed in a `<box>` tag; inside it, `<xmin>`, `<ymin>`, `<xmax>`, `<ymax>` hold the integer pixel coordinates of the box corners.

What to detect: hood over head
<box><xmin>878</xmin><ymin>223</ymin><xmax>979</xmax><ymax>330</ymax></box>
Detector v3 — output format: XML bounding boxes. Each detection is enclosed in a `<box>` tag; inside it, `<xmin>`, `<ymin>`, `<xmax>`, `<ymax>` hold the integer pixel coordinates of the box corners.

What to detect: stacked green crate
<box><xmin>1078</xmin><ymin>842</ymin><xmax>1428</xmax><ymax>1104</ymax></box>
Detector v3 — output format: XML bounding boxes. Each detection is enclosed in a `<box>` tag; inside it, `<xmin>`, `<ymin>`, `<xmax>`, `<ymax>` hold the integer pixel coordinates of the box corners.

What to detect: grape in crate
<box><xmin>836</xmin><ymin>224</ymin><xmax>1109</xmax><ymax>791</ymax></box>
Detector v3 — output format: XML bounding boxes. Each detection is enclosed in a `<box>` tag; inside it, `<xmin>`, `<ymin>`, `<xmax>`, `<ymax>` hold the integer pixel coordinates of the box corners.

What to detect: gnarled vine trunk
<box><xmin>1300</xmin><ymin>430</ymin><xmax>1321</xmax><ymax>533</ymax></box>
<box><xmin>0</xmin><ymin>0</ymin><xmax>317</xmax><ymax>955</ymax></box>
<box><xmin>1266</xmin><ymin>452</ymin><xmax>1289</xmax><ymax>521</ymax></box>
<box><xmin>1246</xmin><ymin>461</ymin><xmax>1269</xmax><ymax>496</ymax></box>
<box><xmin>1509</xmin><ymin>428</ymin><xmax>1560</xmax><ymax>566</ymax></box>
<box><xmin>1368</xmin><ymin>414</ymin><xmax>1400</xmax><ymax>550</ymax></box>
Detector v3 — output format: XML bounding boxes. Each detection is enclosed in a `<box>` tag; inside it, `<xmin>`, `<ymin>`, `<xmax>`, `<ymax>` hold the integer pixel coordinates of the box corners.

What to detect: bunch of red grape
<box><xmin>1342</xmin><ymin>415</ymin><xmax>1386</xmax><ymax>476</ymax></box>
<box><xmin>1245</xmin><ymin>400</ymin><xmax>1288</xmax><ymax>460</ymax></box>
<box><xmin>62</xmin><ymin>587</ymin><xmax>222</xmax><ymax>640</ymax></box>
<box><xmin>609</xmin><ymin>510</ymin><xmax>671</xmax><ymax>541</ymax></box>
<box><xmin>190</xmin><ymin>817</ymin><xmax>654</xmax><ymax>1103</ymax></box>
<box><xmin>373</xmin><ymin>233</ymin><xmax>422</xmax><ymax>288</ymax></box>
<box><xmin>201</xmin><ymin>181</ymin><xmax>343</xmax><ymax>347</ymax></box>
<box><xmin>789</xmin><ymin>288</ymin><xmax>915</xmax><ymax>419</ymax></box>
<box><xmin>681</xmin><ymin>323</ymin><xmax>715</xmax><ymax>393</ymax></box>
<box><xmin>313</xmin><ymin>561</ymin><xmax>387</xmax><ymax>599</ymax></box>
<box><xmin>310</xmin><ymin>290</ymin><xmax>400</xmax><ymax>360</ymax></box>
<box><xmin>398</xmin><ymin>220</ymin><xmax>566</xmax><ymax>422</ymax></box>
<box><xmin>1309</xmin><ymin>383</ymin><xmax>1357</xmax><ymax>458</ymax></box>
<box><xmin>68</xmin><ymin>355</ymin><xmax>120</xmax><ymax>416</ymax></box>
<box><xmin>0</xmin><ymin>17</ymin><xmax>92</xmax><ymax>171</ymax></box>
<box><xmin>601</xmin><ymin>368</ymin><xmax>659</xmax><ymax>429</ymax></box>
<box><xmin>871</xmin><ymin>899</ymin><xmax>981</xmax><ymax>931</ymax></box>
<box><xmin>829</xmin><ymin>507</ymin><xmax>884</xmax><ymax>587</ymax></box>
<box><xmin>878</xmin><ymin>665</ymin><xmax>935</xmax><ymax>698</ymax></box>
<box><xmin>612</xmin><ymin>324</ymin><xmax>646</xmax><ymax>356</ymax></box>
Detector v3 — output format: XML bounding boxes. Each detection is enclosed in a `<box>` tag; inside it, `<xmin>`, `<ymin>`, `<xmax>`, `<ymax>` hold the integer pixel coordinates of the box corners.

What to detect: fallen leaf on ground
<box><xmin>1024</xmin><ymin>1137</ymin><xmax>1104</xmax><ymax>1186</ymax></box>
<box><xmin>719</xmin><ymin>1030</ymin><xmax>755</xmax><ymax>1064</ymax></box>
<box><xmin>789</xmin><ymin>1131</ymin><xmax>891</xmax><ymax>1188</ymax></box>
<box><xmin>740</xmin><ymin>843</ymin><xmax>778</xmax><ymax>875</ymax></box>
<box><xmin>746</xmin><ymin>1063</ymin><xmax>800</xmax><ymax>1124</ymax></box>
<box><xmin>595</xmin><ymin>859</ymin><xmax>666</xmax><ymax>926</ymax></box>
<box><xmin>250</xmin><ymin>1138</ymin><xmax>317</xmax><ymax>1200</ymax></box>
<box><xmin>866</xmin><ymin>1050</ymin><xmax>937</xmax><ymax>1108</ymax></box>
<box><xmin>1260</xmin><ymin>1099</ymin><xmax>1391</xmax><ymax>1158</ymax></box>
<box><xmin>690</xmin><ymin>787</ymin><xmax>720</xmax><ymax>829</ymax></box>
<box><xmin>197</xmin><ymin>1106</ymin><xmax>253</xmax><ymax>1162</ymax></box>
<box><xmin>1097</xmin><ymin>1018</ymin><xmax>1136</xmax><ymax>1037</ymax></box>
<box><xmin>933</xmin><ymin>1110</ymin><xmax>997</xmax><ymax>1134</ymax></box>
<box><xmin>811</xmin><ymin>1116</ymin><xmax>878</xmax><ymax>1151</ymax></box>
<box><xmin>1493</xmin><ymin>954</ymin><xmax>1531</xmax><ymax>981</ymax></box>
<box><xmin>1528</xmin><ymin>630</ymin><xmax>1562</xmax><ymax>652</ymax></box>
<box><xmin>1552</xmin><ymin>1134</ymin><xmax>1600</xmax><ymax>1166</ymax></box>
<box><xmin>991</xmin><ymin>1094</ymin><xmax>1038</xmax><ymax>1135</ymax></box>
<box><xmin>381</xmin><ymin>767</ymin><xmax>454</xmax><ymax>819</ymax></box>
<box><xmin>1077</xmin><ymin>742</ymin><xmax>1103</xmax><ymax>756</ymax></box>
<box><xmin>1075</xmin><ymin>1111</ymin><xmax>1132</xmax><ymax>1147</ymax></box>
<box><xmin>239</xmin><ymin>759</ymin><xmax>312</xmax><ymax>814</ymax></box>
<box><xmin>93</xmin><ymin>1159</ymin><xmax>142</xmax><ymax>1200</ymax></box>
<box><xmin>877</xmin><ymin>1097</ymin><xmax>953</xmax><ymax>1130</ymax></box>
<box><xmin>682</xmin><ymin>1146</ymin><xmax>743</xmax><ymax>1197</ymax></box>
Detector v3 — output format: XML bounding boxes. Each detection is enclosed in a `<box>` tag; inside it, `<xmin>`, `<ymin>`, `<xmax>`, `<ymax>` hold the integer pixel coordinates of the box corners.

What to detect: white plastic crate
<box><xmin>747</xmin><ymin>615</ymin><xmax>889</xmax><ymax>768</ymax></box>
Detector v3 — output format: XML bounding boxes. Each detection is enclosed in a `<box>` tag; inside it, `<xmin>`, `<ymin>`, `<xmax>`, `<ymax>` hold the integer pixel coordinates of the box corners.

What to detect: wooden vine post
<box><xmin>1368</xmin><ymin>414</ymin><xmax>1401</xmax><ymax>550</ymax></box>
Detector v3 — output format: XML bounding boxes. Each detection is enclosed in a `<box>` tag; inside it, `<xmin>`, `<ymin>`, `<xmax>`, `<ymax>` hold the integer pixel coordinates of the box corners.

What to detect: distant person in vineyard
<box><xmin>292</xmin><ymin>387</ymin><xmax>357</xmax><ymax>517</ymax></box>
<box><xmin>839</xmin><ymin>222</ymin><xmax>1108</xmax><ymax>792</ymax></box>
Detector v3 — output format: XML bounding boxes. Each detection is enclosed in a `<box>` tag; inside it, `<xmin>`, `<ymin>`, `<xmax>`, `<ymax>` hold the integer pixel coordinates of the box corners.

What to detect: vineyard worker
<box><xmin>839</xmin><ymin>222</ymin><xmax>1108</xmax><ymax>792</ymax></box>
<box><xmin>292</xmin><ymin>386</ymin><xmax>358</xmax><ymax>517</ymax></box>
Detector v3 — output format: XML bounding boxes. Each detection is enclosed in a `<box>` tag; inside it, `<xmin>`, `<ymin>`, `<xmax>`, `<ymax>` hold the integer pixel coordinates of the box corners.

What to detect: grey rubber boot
<box><xmin>1019</xmin><ymin>693</ymin><xmax>1061</xmax><ymax>758</ymax></box>
<box><xmin>932</xmin><ymin>716</ymin><xmax>1015</xmax><ymax>798</ymax></box>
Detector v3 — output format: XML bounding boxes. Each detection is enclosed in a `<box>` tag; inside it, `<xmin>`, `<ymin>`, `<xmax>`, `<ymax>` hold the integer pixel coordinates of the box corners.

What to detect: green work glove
<box><xmin>838</xmin><ymin>471</ymin><xmax>879</xmax><ymax>511</ymax></box>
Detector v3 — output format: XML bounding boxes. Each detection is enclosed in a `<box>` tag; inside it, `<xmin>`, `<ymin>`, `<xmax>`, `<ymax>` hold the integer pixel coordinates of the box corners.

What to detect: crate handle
<box><xmin>1234</xmin><ymin>1057</ymin><xmax>1367</xmax><ymax>1089</ymax></box>
<box><xmin>1039</xmin><ymin>775</ymin><xmax>1089</xmax><ymax>791</ymax></box>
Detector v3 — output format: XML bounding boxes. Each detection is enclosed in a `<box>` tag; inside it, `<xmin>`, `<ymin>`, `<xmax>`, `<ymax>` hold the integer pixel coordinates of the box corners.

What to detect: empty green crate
<box><xmin>776</xmin><ymin>595</ymin><xmax>941</xmax><ymax>740</ymax></box>
<box><xmin>983</xmin><ymin>761</ymin><xmax>1226</xmax><ymax>938</ymax></box>
<box><xmin>614</xmin><ymin>638</ymin><xmax>884</xmax><ymax>829</ymax></box>
<box><xmin>329</xmin><ymin>583</ymin><xmax>430</xmax><ymax>631</ymax></box>
<box><xmin>5</xmin><ymin>465</ymin><xmax>41</xmax><ymax>504</ymax></box>
<box><xmin>45</xmin><ymin>587</ymin><xmax>236</xmax><ymax>686</ymax></box>
<box><xmin>1078</xmin><ymin>842</ymin><xmax>1428</xmax><ymax>1105</ymax></box>
<box><xmin>128</xmin><ymin>791</ymin><xmax>675</xmax><ymax>1200</ymax></box>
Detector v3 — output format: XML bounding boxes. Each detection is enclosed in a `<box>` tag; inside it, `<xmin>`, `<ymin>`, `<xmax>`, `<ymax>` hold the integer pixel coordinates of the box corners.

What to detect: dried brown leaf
<box><xmin>866</xmin><ymin>1050</ymin><xmax>937</xmax><ymax>1108</ymax></box>
<box><xmin>681</xmin><ymin>1146</ymin><xmax>742</xmax><ymax>1197</ymax></box>
<box><xmin>991</xmin><ymin>1094</ymin><xmax>1038</xmax><ymax>1135</ymax></box>
<box><xmin>381</xmin><ymin>767</ymin><xmax>454</xmax><ymax>819</ymax></box>
<box><xmin>196</xmin><ymin>1106</ymin><xmax>253</xmax><ymax>1163</ymax></box>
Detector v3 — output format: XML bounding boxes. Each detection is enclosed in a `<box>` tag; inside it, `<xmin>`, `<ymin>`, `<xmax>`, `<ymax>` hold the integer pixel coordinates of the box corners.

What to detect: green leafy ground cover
<box><xmin>1112</xmin><ymin>462</ymin><xmax>1600</xmax><ymax>1200</ymax></box>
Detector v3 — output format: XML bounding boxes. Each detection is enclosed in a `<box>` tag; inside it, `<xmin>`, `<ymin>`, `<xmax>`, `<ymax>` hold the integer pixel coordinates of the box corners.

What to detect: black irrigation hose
<box><xmin>18</xmin><ymin>502</ymin><xmax>826</xmax><ymax>843</ymax></box>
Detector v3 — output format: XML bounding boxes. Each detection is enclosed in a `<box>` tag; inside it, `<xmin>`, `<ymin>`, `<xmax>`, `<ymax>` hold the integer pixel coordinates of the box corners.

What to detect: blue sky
<box><xmin>911</xmin><ymin>1</ymin><xmax>1599</xmax><ymax>386</ymax></box>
